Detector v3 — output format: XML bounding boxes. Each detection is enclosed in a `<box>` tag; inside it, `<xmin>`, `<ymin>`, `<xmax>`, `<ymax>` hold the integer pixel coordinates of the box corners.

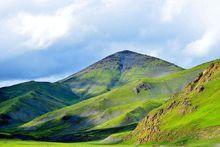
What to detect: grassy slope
<box><xmin>19</xmin><ymin>81</ymin><xmax>164</xmax><ymax>139</ymax></box>
<box><xmin>16</xmin><ymin>60</ymin><xmax>214</xmax><ymax>141</ymax></box>
<box><xmin>61</xmin><ymin>50</ymin><xmax>183</xmax><ymax>99</ymax></box>
<box><xmin>129</xmin><ymin>60</ymin><xmax>220</xmax><ymax>146</ymax></box>
<box><xmin>0</xmin><ymin>81</ymin><xmax>80</xmax><ymax>131</ymax></box>
<box><xmin>0</xmin><ymin>91</ymin><xmax>67</xmax><ymax>129</ymax></box>
<box><xmin>0</xmin><ymin>81</ymin><xmax>79</xmax><ymax>104</ymax></box>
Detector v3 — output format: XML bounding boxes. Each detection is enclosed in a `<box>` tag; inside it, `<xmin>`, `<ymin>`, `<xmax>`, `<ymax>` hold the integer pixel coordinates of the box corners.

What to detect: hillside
<box><xmin>60</xmin><ymin>50</ymin><xmax>183</xmax><ymax>99</ymax></box>
<box><xmin>127</xmin><ymin>60</ymin><xmax>220</xmax><ymax>146</ymax></box>
<box><xmin>15</xmin><ymin>59</ymin><xmax>214</xmax><ymax>142</ymax></box>
<box><xmin>0</xmin><ymin>81</ymin><xmax>79</xmax><ymax>104</ymax></box>
<box><xmin>0</xmin><ymin>81</ymin><xmax>79</xmax><ymax>131</ymax></box>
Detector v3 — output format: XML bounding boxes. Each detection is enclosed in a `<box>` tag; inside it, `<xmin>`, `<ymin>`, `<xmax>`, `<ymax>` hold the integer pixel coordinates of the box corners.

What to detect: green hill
<box><xmin>16</xmin><ymin>59</ymin><xmax>214</xmax><ymax>142</ymax></box>
<box><xmin>0</xmin><ymin>81</ymin><xmax>79</xmax><ymax>131</ymax></box>
<box><xmin>127</xmin><ymin>60</ymin><xmax>220</xmax><ymax>146</ymax></box>
<box><xmin>0</xmin><ymin>81</ymin><xmax>79</xmax><ymax>104</ymax></box>
<box><xmin>60</xmin><ymin>50</ymin><xmax>183</xmax><ymax>99</ymax></box>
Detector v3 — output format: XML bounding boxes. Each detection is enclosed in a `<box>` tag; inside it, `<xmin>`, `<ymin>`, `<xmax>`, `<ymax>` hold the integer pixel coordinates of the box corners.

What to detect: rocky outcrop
<box><xmin>184</xmin><ymin>62</ymin><xmax>219</xmax><ymax>94</ymax></box>
<box><xmin>133</xmin><ymin>83</ymin><xmax>152</xmax><ymax>94</ymax></box>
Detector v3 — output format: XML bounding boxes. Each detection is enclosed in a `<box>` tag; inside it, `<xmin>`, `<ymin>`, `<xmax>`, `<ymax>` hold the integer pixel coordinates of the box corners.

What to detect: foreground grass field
<box><xmin>0</xmin><ymin>139</ymin><xmax>134</xmax><ymax>147</ymax></box>
<box><xmin>1</xmin><ymin>139</ymin><xmax>219</xmax><ymax>147</ymax></box>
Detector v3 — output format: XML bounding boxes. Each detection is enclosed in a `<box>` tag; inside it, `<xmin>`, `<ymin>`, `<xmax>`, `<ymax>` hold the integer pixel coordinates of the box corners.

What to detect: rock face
<box><xmin>126</xmin><ymin>61</ymin><xmax>220</xmax><ymax>144</ymax></box>
<box><xmin>184</xmin><ymin>62</ymin><xmax>218</xmax><ymax>94</ymax></box>
<box><xmin>133</xmin><ymin>83</ymin><xmax>152</xmax><ymax>94</ymax></box>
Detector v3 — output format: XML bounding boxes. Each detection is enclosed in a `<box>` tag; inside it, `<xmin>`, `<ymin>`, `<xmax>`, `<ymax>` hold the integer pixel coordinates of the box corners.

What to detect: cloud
<box><xmin>161</xmin><ymin>0</ymin><xmax>187</xmax><ymax>22</ymax></box>
<box><xmin>182</xmin><ymin>0</ymin><xmax>220</xmax><ymax>57</ymax></box>
<box><xmin>1</xmin><ymin>0</ymin><xmax>158</xmax><ymax>58</ymax></box>
<box><xmin>0</xmin><ymin>0</ymin><xmax>93</xmax><ymax>60</ymax></box>
<box><xmin>9</xmin><ymin>13</ymin><xmax>72</xmax><ymax>48</ymax></box>
<box><xmin>5</xmin><ymin>1</ymin><xmax>88</xmax><ymax>49</ymax></box>
<box><xmin>184</xmin><ymin>29</ymin><xmax>219</xmax><ymax>57</ymax></box>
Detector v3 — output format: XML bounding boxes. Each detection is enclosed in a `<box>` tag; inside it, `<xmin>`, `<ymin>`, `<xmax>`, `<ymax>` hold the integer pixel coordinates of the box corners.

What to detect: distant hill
<box><xmin>60</xmin><ymin>50</ymin><xmax>183</xmax><ymax>99</ymax></box>
<box><xmin>0</xmin><ymin>81</ymin><xmax>79</xmax><ymax>130</ymax></box>
<box><xmin>127</xmin><ymin>60</ymin><xmax>220</xmax><ymax>146</ymax></box>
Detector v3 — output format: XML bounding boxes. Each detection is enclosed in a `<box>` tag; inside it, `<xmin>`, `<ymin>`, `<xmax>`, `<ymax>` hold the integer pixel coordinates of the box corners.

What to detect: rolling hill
<box><xmin>60</xmin><ymin>50</ymin><xmax>183</xmax><ymax>99</ymax></box>
<box><xmin>127</xmin><ymin>60</ymin><xmax>220</xmax><ymax>146</ymax></box>
<box><xmin>0</xmin><ymin>81</ymin><xmax>79</xmax><ymax>104</ymax></box>
<box><xmin>0</xmin><ymin>81</ymin><xmax>79</xmax><ymax>131</ymax></box>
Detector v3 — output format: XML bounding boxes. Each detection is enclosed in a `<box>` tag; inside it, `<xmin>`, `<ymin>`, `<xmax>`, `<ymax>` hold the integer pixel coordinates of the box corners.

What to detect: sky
<box><xmin>0</xmin><ymin>0</ymin><xmax>220</xmax><ymax>87</ymax></box>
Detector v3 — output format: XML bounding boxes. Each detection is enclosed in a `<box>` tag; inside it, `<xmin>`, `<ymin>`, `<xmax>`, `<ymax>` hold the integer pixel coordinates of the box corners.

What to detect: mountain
<box><xmin>127</xmin><ymin>60</ymin><xmax>220</xmax><ymax>146</ymax></box>
<box><xmin>0</xmin><ymin>50</ymin><xmax>183</xmax><ymax>134</ymax></box>
<box><xmin>60</xmin><ymin>50</ymin><xmax>183</xmax><ymax>99</ymax></box>
<box><xmin>0</xmin><ymin>81</ymin><xmax>79</xmax><ymax>130</ymax></box>
<box><xmin>0</xmin><ymin>50</ymin><xmax>218</xmax><ymax>145</ymax></box>
<box><xmin>15</xmin><ymin>59</ymin><xmax>214</xmax><ymax>142</ymax></box>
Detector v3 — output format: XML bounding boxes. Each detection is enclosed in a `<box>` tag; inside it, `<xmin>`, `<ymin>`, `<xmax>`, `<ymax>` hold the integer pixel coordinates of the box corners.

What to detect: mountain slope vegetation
<box><xmin>15</xmin><ymin>59</ymin><xmax>215</xmax><ymax>141</ymax></box>
<box><xmin>127</xmin><ymin>60</ymin><xmax>220</xmax><ymax>146</ymax></box>
<box><xmin>60</xmin><ymin>50</ymin><xmax>183</xmax><ymax>99</ymax></box>
<box><xmin>0</xmin><ymin>81</ymin><xmax>79</xmax><ymax>104</ymax></box>
<box><xmin>0</xmin><ymin>51</ymin><xmax>218</xmax><ymax>146</ymax></box>
<box><xmin>0</xmin><ymin>81</ymin><xmax>79</xmax><ymax>130</ymax></box>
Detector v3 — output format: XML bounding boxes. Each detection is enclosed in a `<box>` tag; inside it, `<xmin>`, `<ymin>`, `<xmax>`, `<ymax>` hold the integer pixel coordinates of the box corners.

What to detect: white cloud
<box><xmin>10</xmin><ymin>13</ymin><xmax>72</xmax><ymax>49</ymax></box>
<box><xmin>5</xmin><ymin>0</ymin><xmax>89</xmax><ymax>49</ymax></box>
<box><xmin>181</xmin><ymin>0</ymin><xmax>220</xmax><ymax>58</ymax></box>
<box><xmin>184</xmin><ymin>29</ymin><xmax>219</xmax><ymax>57</ymax></box>
<box><xmin>161</xmin><ymin>0</ymin><xmax>187</xmax><ymax>22</ymax></box>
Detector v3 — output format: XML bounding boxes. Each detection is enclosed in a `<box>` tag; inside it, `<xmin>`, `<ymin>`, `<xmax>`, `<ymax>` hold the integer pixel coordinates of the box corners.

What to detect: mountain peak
<box><xmin>115</xmin><ymin>50</ymin><xmax>138</xmax><ymax>54</ymax></box>
<box><xmin>110</xmin><ymin>50</ymin><xmax>151</xmax><ymax>58</ymax></box>
<box><xmin>61</xmin><ymin>50</ymin><xmax>183</xmax><ymax>98</ymax></box>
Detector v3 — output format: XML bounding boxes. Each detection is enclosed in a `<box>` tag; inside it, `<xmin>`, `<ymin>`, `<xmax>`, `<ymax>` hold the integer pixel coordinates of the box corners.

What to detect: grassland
<box><xmin>0</xmin><ymin>139</ymin><xmax>135</xmax><ymax>147</ymax></box>
<box><xmin>2</xmin><ymin>138</ymin><xmax>219</xmax><ymax>147</ymax></box>
<box><xmin>129</xmin><ymin>60</ymin><xmax>220</xmax><ymax>146</ymax></box>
